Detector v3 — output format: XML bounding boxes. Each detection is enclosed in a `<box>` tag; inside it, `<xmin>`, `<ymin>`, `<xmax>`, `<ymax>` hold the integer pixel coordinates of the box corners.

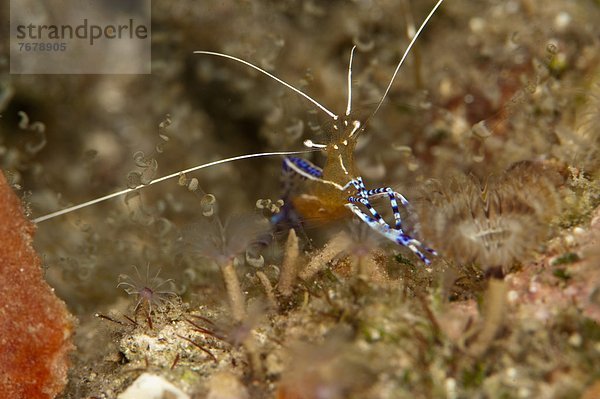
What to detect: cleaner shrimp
<box><xmin>33</xmin><ymin>0</ymin><xmax>445</xmax><ymax>265</ymax></box>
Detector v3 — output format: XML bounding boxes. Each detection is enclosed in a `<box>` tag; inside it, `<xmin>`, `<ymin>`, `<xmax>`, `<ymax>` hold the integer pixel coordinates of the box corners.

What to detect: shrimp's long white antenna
<box><xmin>369</xmin><ymin>0</ymin><xmax>445</xmax><ymax>120</ymax></box>
<box><xmin>194</xmin><ymin>51</ymin><xmax>339</xmax><ymax>121</ymax></box>
<box><xmin>33</xmin><ymin>149</ymin><xmax>314</xmax><ymax>223</ymax></box>
<box><xmin>346</xmin><ymin>46</ymin><xmax>357</xmax><ymax>117</ymax></box>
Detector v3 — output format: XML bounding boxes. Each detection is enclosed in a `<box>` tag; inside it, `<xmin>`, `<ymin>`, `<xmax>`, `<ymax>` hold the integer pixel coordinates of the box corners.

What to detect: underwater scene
<box><xmin>1</xmin><ymin>0</ymin><xmax>600</xmax><ymax>398</ymax></box>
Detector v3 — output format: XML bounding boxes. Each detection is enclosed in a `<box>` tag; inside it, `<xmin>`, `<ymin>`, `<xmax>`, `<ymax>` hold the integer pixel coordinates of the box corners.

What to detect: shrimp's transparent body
<box><xmin>285</xmin><ymin>112</ymin><xmax>437</xmax><ymax>265</ymax></box>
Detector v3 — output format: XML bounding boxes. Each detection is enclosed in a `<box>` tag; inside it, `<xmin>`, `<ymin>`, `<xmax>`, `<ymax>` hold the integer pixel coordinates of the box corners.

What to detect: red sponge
<box><xmin>0</xmin><ymin>171</ymin><xmax>74</xmax><ymax>399</ymax></box>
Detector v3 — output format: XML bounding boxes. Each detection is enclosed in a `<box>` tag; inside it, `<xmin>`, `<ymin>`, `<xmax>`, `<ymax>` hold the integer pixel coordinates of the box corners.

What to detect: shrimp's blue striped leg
<box><xmin>283</xmin><ymin>156</ymin><xmax>323</xmax><ymax>179</ymax></box>
<box><xmin>347</xmin><ymin>178</ymin><xmax>389</xmax><ymax>228</ymax></box>
<box><xmin>348</xmin><ymin>196</ymin><xmax>387</xmax><ymax>227</ymax></box>
<box><xmin>347</xmin><ymin>178</ymin><xmax>405</xmax><ymax>229</ymax></box>
<box><xmin>348</xmin><ymin>177</ymin><xmax>407</xmax><ymax>230</ymax></box>
<box><xmin>345</xmin><ymin>176</ymin><xmax>437</xmax><ymax>263</ymax></box>
<box><xmin>345</xmin><ymin>203</ymin><xmax>435</xmax><ymax>265</ymax></box>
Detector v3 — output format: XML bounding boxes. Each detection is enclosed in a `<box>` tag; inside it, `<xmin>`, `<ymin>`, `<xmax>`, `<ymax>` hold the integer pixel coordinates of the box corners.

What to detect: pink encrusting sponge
<box><xmin>0</xmin><ymin>171</ymin><xmax>74</xmax><ymax>399</ymax></box>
